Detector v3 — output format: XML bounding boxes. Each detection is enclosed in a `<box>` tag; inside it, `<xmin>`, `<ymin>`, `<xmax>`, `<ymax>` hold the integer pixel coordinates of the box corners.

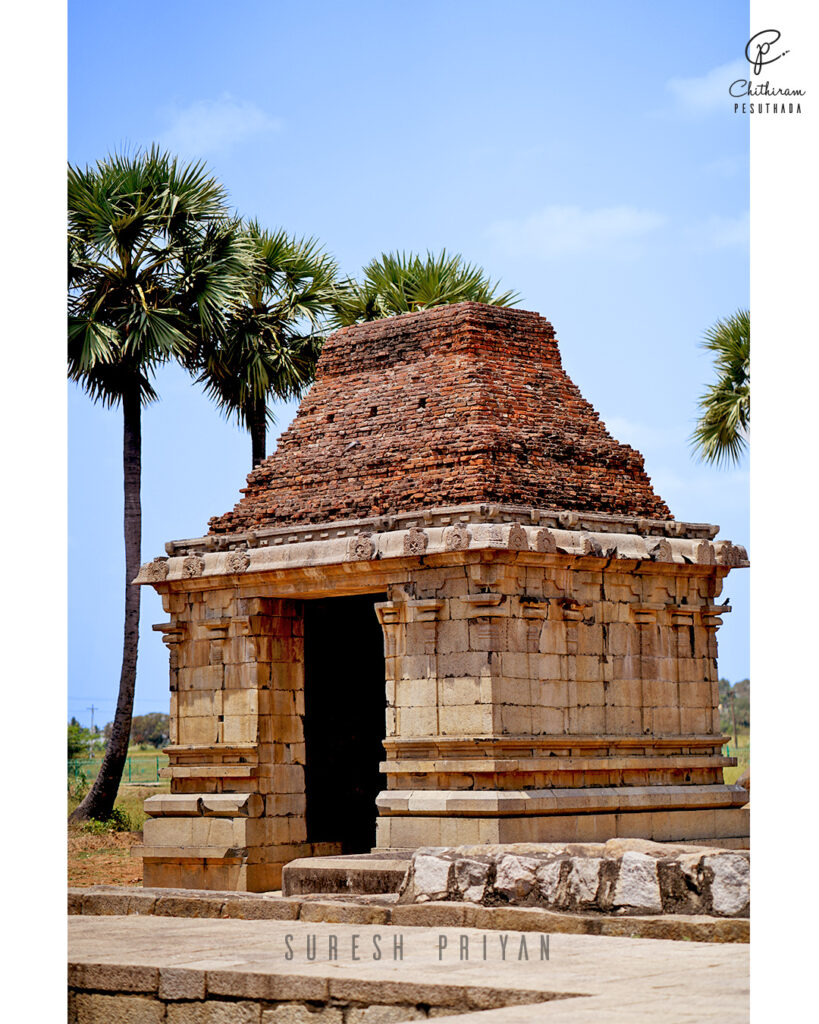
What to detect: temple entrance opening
<box><xmin>303</xmin><ymin>592</ymin><xmax>388</xmax><ymax>854</ymax></box>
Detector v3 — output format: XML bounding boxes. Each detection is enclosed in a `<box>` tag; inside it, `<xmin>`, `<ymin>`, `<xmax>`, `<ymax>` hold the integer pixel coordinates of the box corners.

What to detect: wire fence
<box><xmin>722</xmin><ymin>745</ymin><xmax>750</xmax><ymax>763</ymax></box>
<box><xmin>68</xmin><ymin>755</ymin><xmax>168</xmax><ymax>784</ymax></box>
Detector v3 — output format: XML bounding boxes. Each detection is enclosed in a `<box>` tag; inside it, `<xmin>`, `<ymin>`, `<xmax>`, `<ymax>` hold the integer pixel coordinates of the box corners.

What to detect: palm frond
<box><xmin>333</xmin><ymin>250</ymin><xmax>519</xmax><ymax>325</ymax></box>
<box><xmin>192</xmin><ymin>223</ymin><xmax>339</xmax><ymax>426</ymax></box>
<box><xmin>68</xmin><ymin>149</ymin><xmax>239</xmax><ymax>407</ymax></box>
<box><xmin>690</xmin><ymin>309</ymin><xmax>750</xmax><ymax>467</ymax></box>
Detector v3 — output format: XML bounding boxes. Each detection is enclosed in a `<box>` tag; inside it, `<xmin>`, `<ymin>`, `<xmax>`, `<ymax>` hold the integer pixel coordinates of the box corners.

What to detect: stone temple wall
<box><xmin>136</xmin><ymin>507</ymin><xmax>748</xmax><ymax>891</ymax></box>
<box><xmin>373</xmin><ymin>544</ymin><xmax>744</xmax><ymax>849</ymax></box>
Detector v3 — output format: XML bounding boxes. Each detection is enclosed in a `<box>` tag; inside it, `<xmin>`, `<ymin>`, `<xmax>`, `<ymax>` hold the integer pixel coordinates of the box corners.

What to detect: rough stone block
<box><xmin>440</xmin><ymin>676</ymin><xmax>487</xmax><ymax>705</ymax></box>
<box><xmin>261</xmin><ymin>1006</ymin><xmax>343</xmax><ymax>1024</ymax></box>
<box><xmin>159</xmin><ymin>968</ymin><xmax>206</xmax><ymax>1001</ymax></box>
<box><xmin>178</xmin><ymin>715</ymin><xmax>220</xmax><ymax>745</ymax></box>
<box><xmin>705</xmin><ymin>853</ymin><xmax>750</xmax><ymax>915</ymax></box>
<box><xmin>567</xmin><ymin>856</ymin><xmax>602</xmax><ymax>903</ymax></box>
<box><xmin>396</xmin><ymin>706</ymin><xmax>437</xmax><ymax>736</ymax></box>
<box><xmin>394</xmin><ymin>678</ymin><xmax>437</xmax><ymax>707</ymax></box>
<box><xmin>345</xmin><ymin>1007</ymin><xmax>425</xmax><ymax>1024</ymax></box>
<box><xmin>411</xmin><ymin>853</ymin><xmax>452</xmax><ymax>899</ymax></box>
<box><xmin>74</xmin><ymin>993</ymin><xmax>164</xmax><ymax>1024</ymax></box>
<box><xmin>494</xmin><ymin>854</ymin><xmax>540</xmax><ymax>901</ymax></box>
<box><xmin>438</xmin><ymin>705</ymin><xmax>493</xmax><ymax>735</ymax></box>
<box><xmin>612</xmin><ymin>851</ymin><xmax>662</xmax><ymax>911</ymax></box>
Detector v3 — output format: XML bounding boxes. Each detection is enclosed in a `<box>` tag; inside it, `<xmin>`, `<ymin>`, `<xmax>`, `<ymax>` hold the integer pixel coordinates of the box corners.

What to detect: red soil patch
<box><xmin>68</xmin><ymin>827</ymin><xmax>143</xmax><ymax>887</ymax></box>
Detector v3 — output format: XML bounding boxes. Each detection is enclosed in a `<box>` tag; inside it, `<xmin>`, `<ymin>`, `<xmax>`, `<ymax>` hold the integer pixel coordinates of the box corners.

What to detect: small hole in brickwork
<box><xmin>418</xmin><ymin>397</ymin><xmax>427</xmax><ymax>408</ymax></box>
<box><xmin>327</xmin><ymin>413</ymin><xmax>335</xmax><ymax>422</ymax></box>
<box><xmin>369</xmin><ymin>406</ymin><xmax>378</xmax><ymax>416</ymax></box>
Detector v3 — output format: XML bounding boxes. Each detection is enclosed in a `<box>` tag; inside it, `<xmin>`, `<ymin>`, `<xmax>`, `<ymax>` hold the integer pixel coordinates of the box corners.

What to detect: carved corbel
<box><xmin>700</xmin><ymin>604</ymin><xmax>731</xmax><ymax>630</ymax></box>
<box><xmin>631</xmin><ymin>602</ymin><xmax>664</xmax><ymax>626</ymax></box>
<box><xmin>461</xmin><ymin>593</ymin><xmax>505</xmax><ymax>617</ymax></box>
<box><xmin>152</xmin><ymin>621</ymin><xmax>186</xmax><ymax>648</ymax></box>
<box><xmin>152</xmin><ymin>621</ymin><xmax>187</xmax><ymax>671</ymax></box>
<box><xmin>408</xmin><ymin>598</ymin><xmax>444</xmax><ymax>651</ymax></box>
<box><xmin>668</xmin><ymin>604</ymin><xmax>696</xmax><ymax>627</ymax></box>
<box><xmin>199</xmin><ymin>618</ymin><xmax>232</xmax><ymax>664</ymax></box>
<box><xmin>556</xmin><ymin>598</ymin><xmax>587</xmax><ymax>623</ymax></box>
<box><xmin>520</xmin><ymin>597</ymin><xmax>549</xmax><ymax>652</ymax></box>
<box><xmin>375</xmin><ymin>600</ymin><xmax>406</xmax><ymax>658</ymax></box>
<box><xmin>668</xmin><ymin>604</ymin><xmax>696</xmax><ymax>658</ymax></box>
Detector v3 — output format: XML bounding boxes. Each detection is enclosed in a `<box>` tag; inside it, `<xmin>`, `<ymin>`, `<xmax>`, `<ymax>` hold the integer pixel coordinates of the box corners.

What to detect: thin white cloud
<box><xmin>156</xmin><ymin>94</ymin><xmax>281</xmax><ymax>156</ymax></box>
<box><xmin>666</xmin><ymin>59</ymin><xmax>746</xmax><ymax>116</ymax></box>
<box><xmin>686</xmin><ymin>211</ymin><xmax>750</xmax><ymax>250</ymax></box>
<box><xmin>488</xmin><ymin>204</ymin><xmax>666</xmax><ymax>260</ymax></box>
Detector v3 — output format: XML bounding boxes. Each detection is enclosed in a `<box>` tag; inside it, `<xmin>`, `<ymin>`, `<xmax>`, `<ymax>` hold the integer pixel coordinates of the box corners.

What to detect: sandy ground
<box><xmin>68</xmin><ymin>827</ymin><xmax>143</xmax><ymax>887</ymax></box>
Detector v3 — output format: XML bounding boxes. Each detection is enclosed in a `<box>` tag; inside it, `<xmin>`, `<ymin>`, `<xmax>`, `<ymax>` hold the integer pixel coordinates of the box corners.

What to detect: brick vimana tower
<box><xmin>136</xmin><ymin>303</ymin><xmax>749</xmax><ymax>892</ymax></box>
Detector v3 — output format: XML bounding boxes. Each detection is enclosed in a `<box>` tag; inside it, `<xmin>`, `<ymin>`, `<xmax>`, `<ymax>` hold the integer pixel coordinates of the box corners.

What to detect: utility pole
<box><xmin>87</xmin><ymin>704</ymin><xmax>98</xmax><ymax>733</ymax></box>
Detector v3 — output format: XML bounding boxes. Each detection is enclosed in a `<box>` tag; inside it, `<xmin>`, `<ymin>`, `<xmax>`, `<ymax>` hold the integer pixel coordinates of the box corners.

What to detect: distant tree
<box><xmin>718</xmin><ymin>678</ymin><xmax>750</xmax><ymax>735</ymax></box>
<box><xmin>690</xmin><ymin>310</ymin><xmax>750</xmax><ymax>467</ymax></box>
<box><xmin>194</xmin><ymin>221</ymin><xmax>338</xmax><ymax>468</ymax></box>
<box><xmin>130</xmin><ymin>713</ymin><xmax>170</xmax><ymax>749</ymax></box>
<box><xmin>331</xmin><ymin>250</ymin><xmax>518</xmax><ymax>326</ymax></box>
<box><xmin>68</xmin><ymin>721</ymin><xmax>86</xmax><ymax>760</ymax></box>
<box><xmin>68</xmin><ymin>148</ymin><xmax>250</xmax><ymax>821</ymax></box>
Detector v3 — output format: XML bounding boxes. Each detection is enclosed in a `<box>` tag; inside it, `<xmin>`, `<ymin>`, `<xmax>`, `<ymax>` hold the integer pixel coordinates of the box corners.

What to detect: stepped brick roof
<box><xmin>209</xmin><ymin>303</ymin><xmax>671</xmax><ymax>534</ymax></box>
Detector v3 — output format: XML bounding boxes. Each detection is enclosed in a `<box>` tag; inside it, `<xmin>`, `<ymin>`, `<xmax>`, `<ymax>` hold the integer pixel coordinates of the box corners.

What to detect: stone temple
<box><xmin>135</xmin><ymin>302</ymin><xmax>749</xmax><ymax>892</ymax></box>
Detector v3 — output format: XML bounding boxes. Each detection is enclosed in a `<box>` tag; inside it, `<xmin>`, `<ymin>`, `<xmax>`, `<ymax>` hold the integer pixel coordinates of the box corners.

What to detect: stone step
<box><xmin>282</xmin><ymin>853</ymin><xmax>412</xmax><ymax>896</ymax></box>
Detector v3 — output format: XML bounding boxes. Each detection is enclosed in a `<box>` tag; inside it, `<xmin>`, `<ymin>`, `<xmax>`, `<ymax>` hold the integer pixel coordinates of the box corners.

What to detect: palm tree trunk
<box><xmin>70</xmin><ymin>384</ymin><xmax>141</xmax><ymax>822</ymax></box>
<box><xmin>250</xmin><ymin>397</ymin><xmax>267</xmax><ymax>468</ymax></box>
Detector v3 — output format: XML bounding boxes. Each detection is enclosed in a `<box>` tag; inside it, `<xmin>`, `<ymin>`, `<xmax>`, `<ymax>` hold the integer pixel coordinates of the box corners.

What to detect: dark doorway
<box><xmin>303</xmin><ymin>593</ymin><xmax>387</xmax><ymax>854</ymax></box>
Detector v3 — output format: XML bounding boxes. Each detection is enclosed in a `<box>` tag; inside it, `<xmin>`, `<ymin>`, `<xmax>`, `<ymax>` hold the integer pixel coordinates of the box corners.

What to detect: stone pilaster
<box><xmin>141</xmin><ymin>588</ymin><xmax>314</xmax><ymax>891</ymax></box>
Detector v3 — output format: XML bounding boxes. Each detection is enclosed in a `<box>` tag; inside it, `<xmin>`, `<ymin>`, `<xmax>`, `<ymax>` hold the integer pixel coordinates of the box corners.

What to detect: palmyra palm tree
<box><xmin>68</xmin><ymin>147</ymin><xmax>250</xmax><ymax>820</ymax></box>
<box><xmin>690</xmin><ymin>309</ymin><xmax>750</xmax><ymax>467</ymax></box>
<box><xmin>331</xmin><ymin>249</ymin><xmax>519</xmax><ymax>326</ymax></box>
<box><xmin>194</xmin><ymin>221</ymin><xmax>339</xmax><ymax>468</ymax></box>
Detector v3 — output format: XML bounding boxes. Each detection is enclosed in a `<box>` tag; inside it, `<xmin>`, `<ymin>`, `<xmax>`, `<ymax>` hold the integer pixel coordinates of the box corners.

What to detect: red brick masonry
<box><xmin>210</xmin><ymin>303</ymin><xmax>671</xmax><ymax>533</ymax></box>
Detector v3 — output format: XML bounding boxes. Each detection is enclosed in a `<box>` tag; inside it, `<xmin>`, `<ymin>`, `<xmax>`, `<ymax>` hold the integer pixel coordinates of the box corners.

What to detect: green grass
<box><xmin>722</xmin><ymin>764</ymin><xmax>747</xmax><ymax>785</ymax></box>
<box><xmin>721</xmin><ymin>728</ymin><xmax>749</xmax><ymax>785</ymax></box>
<box><xmin>68</xmin><ymin>780</ymin><xmax>170</xmax><ymax>828</ymax></box>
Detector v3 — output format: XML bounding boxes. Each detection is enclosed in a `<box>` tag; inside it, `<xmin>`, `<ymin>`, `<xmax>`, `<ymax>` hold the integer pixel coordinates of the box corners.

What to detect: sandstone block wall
<box><xmin>138</xmin><ymin>508</ymin><xmax>747</xmax><ymax>888</ymax></box>
<box><xmin>372</xmin><ymin>549</ymin><xmax>746</xmax><ymax>850</ymax></box>
<box><xmin>143</xmin><ymin>590</ymin><xmax>335</xmax><ymax>891</ymax></box>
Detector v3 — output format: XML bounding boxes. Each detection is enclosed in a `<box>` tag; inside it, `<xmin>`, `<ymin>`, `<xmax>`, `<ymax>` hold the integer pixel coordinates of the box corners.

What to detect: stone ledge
<box><xmin>69</xmin><ymin>978</ymin><xmax>573</xmax><ymax>1023</ymax></box>
<box><xmin>143</xmin><ymin>793</ymin><xmax>265</xmax><ymax>818</ymax></box>
<box><xmin>67</xmin><ymin>883</ymin><xmax>749</xmax><ymax>942</ymax></box>
<box><xmin>376</xmin><ymin>785</ymin><xmax>748</xmax><ymax>817</ymax></box>
<box><xmin>167</xmin><ymin>503</ymin><xmax>721</xmax><ymax>554</ymax></box>
<box><xmin>282</xmin><ymin>855</ymin><xmax>412</xmax><ymax>897</ymax></box>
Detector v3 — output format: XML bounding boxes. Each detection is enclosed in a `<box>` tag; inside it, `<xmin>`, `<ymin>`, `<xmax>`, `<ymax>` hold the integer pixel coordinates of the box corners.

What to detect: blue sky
<box><xmin>68</xmin><ymin>0</ymin><xmax>749</xmax><ymax>729</ymax></box>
